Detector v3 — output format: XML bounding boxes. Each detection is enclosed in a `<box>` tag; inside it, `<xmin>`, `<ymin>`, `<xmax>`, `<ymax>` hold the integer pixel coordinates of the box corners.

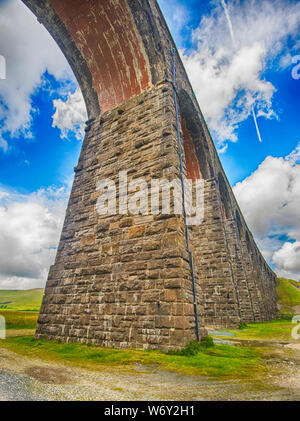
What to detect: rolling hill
<box><xmin>276</xmin><ymin>278</ymin><xmax>300</xmax><ymax>316</ymax></box>
<box><xmin>0</xmin><ymin>289</ymin><xmax>44</xmax><ymax>311</ymax></box>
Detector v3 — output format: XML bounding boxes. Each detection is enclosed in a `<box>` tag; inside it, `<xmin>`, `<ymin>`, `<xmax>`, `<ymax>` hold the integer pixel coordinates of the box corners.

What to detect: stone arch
<box><xmin>22</xmin><ymin>0</ymin><xmax>165</xmax><ymax>118</ymax></box>
<box><xmin>178</xmin><ymin>89</ymin><xmax>212</xmax><ymax>181</ymax></box>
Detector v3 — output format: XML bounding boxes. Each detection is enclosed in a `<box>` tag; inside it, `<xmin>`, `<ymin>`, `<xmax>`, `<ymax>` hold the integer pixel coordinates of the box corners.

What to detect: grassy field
<box><xmin>0</xmin><ymin>289</ymin><xmax>44</xmax><ymax>311</ymax></box>
<box><xmin>287</xmin><ymin>279</ymin><xmax>300</xmax><ymax>289</ymax></box>
<box><xmin>0</xmin><ymin>335</ymin><xmax>266</xmax><ymax>379</ymax></box>
<box><xmin>227</xmin><ymin>319</ymin><xmax>296</xmax><ymax>342</ymax></box>
<box><xmin>0</xmin><ymin>310</ymin><xmax>39</xmax><ymax>330</ymax></box>
<box><xmin>276</xmin><ymin>278</ymin><xmax>300</xmax><ymax>315</ymax></box>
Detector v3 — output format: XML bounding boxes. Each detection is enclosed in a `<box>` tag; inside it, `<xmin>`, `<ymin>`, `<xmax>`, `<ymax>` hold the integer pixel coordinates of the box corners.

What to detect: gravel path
<box><xmin>0</xmin><ymin>370</ymin><xmax>49</xmax><ymax>401</ymax></box>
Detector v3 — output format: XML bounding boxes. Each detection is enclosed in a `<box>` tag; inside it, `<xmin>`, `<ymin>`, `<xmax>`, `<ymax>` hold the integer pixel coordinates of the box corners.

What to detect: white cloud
<box><xmin>52</xmin><ymin>88</ymin><xmax>87</xmax><ymax>141</ymax></box>
<box><xmin>272</xmin><ymin>242</ymin><xmax>300</xmax><ymax>279</ymax></box>
<box><xmin>180</xmin><ymin>0</ymin><xmax>300</xmax><ymax>149</ymax></box>
<box><xmin>233</xmin><ymin>142</ymin><xmax>300</xmax><ymax>280</ymax></box>
<box><xmin>0</xmin><ymin>0</ymin><xmax>75</xmax><ymax>146</ymax></box>
<box><xmin>0</xmin><ymin>185</ymin><xmax>69</xmax><ymax>289</ymax></box>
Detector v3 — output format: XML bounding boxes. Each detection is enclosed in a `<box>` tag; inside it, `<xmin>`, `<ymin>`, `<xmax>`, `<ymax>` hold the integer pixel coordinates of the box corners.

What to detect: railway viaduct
<box><xmin>22</xmin><ymin>0</ymin><xmax>277</xmax><ymax>350</ymax></box>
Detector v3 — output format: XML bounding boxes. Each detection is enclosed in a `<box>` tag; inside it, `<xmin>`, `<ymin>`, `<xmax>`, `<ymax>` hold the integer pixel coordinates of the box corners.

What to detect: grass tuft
<box><xmin>200</xmin><ymin>335</ymin><xmax>215</xmax><ymax>348</ymax></box>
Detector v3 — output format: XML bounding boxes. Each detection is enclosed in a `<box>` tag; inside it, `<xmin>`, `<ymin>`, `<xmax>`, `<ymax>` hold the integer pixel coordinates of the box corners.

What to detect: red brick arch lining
<box><xmin>22</xmin><ymin>0</ymin><xmax>164</xmax><ymax>116</ymax></box>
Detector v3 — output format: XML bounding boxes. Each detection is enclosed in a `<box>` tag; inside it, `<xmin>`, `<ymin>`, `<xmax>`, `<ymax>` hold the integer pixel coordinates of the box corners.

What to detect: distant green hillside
<box><xmin>0</xmin><ymin>289</ymin><xmax>44</xmax><ymax>311</ymax></box>
<box><xmin>277</xmin><ymin>278</ymin><xmax>300</xmax><ymax>315</ymax></box>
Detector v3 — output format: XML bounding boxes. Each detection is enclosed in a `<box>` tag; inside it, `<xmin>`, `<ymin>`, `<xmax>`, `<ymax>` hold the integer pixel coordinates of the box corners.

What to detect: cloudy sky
<box><xmin>0</xmin><ymin>0</ymin><xmax>299</xmax><ymax>289</ymax></box>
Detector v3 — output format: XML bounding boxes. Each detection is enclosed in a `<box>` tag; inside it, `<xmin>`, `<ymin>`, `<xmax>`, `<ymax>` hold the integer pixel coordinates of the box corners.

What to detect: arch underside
<box><xmin>22</xmin><ymin>0</ymin><xmax>165</xmax><ymax>117</ymax></box>
<box><xmin>179</xmin><ymin>90</ymin><xmax>213</xmax><ymax>181</ymax></box>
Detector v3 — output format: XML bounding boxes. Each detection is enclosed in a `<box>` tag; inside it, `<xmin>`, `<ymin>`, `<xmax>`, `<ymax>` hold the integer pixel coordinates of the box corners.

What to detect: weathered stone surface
<box><xmin>22</xmin><ymin>0</ymin><xmax>277</xmax><ymax>350</ymax></box>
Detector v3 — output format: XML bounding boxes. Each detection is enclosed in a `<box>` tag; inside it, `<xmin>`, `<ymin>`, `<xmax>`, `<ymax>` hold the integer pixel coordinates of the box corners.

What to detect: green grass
<box><xmin>0</xmin><ymin>289</ymin><xmax>44</xmax><ymax>311</ymax></box>
<box><xmin>227</xmin><ymin>319</ymin><xmax>295</xmax><ymax>342</ymax></box>
<box><xmin>285</xmin><ymin>278</ymin><xmax>300</xmax><ymax>290</ymax></box>
<box><xmin>276</xmin><ymin>278</ymin><xmax>300</xmax><ymax>314</ymax></box>
<box><xmin>0</xmin><ymin>335</ymin><xmax>265</xmax><ymax>379</ymax></box>
<box><xmin>0</xmin><ymin>310</ymin><xmax>39</xmax><ymax>330</ymax></box>
<box><xmin>0</xmin><ymin>309</ymin><xmax>266</xmax><ymax>379</ymax></box>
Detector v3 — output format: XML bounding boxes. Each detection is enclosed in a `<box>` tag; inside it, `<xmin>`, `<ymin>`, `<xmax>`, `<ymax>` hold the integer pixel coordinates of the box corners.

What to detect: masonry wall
<box><xmin>177</xmin><ymin>87</ymin><xmax>277</xmax><ymax>328</ymax></box>
<box><xmin>36</xmin><ymin>84</ymin><xmax>206</xmax><ymax>350</ymax></box>
<box><xmin>177</xmin><ymin>95</ymin><xmax>278</xmax><ymax>327</ymax></box>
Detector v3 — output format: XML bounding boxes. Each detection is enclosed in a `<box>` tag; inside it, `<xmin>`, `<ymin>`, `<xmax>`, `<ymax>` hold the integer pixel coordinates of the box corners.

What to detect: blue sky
<box><xmin>0</xmin><ymin>0</ymin><xmax>299</xmax><ymax>288</ymax></box>
<box><xmin>0</xmin><ymin>73</ymin><xmax>82</xmax><ymax>192</ymax></box>
<box><xmin>159</xmin><ymin>0</ymin><xmax>300</xmax><ymax>182</ymax></box>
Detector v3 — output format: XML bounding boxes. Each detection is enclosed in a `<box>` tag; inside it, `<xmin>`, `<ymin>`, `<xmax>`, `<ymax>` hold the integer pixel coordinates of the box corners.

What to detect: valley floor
<box><xmin>0</xmin><ymin>336</ymin><xmax>300</xmax><ymax>401</ymax></box>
